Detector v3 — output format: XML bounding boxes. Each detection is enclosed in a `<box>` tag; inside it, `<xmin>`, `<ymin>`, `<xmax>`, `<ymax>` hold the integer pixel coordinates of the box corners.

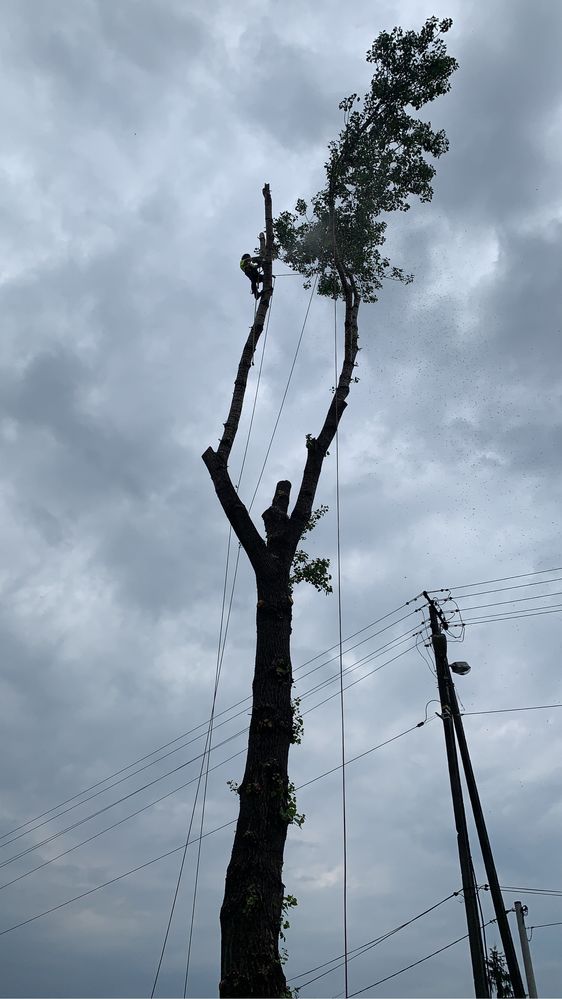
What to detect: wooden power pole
<box><xmin>425</xmin><ymin>594</ymin><xmax>489</xmax><ymax>998</ymax></box>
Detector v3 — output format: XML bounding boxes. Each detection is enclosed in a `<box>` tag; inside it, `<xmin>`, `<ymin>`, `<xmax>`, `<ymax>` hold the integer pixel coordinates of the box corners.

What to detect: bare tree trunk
<box><xmin>220</xmin><ymin>568</ymin><xmax>294</xmax><ymax>997</ymax></box>
<box><xmin>203</xmin><ymin>185</ymin><xmax>359</xmax><ymax>998</ymax></box>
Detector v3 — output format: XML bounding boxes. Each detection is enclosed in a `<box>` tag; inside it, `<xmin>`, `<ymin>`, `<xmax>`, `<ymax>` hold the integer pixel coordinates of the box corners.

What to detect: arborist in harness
<box><xmin>240</xmin><ymin>253</ymin><xmax>264</xmax><ymax>299</ymax></box>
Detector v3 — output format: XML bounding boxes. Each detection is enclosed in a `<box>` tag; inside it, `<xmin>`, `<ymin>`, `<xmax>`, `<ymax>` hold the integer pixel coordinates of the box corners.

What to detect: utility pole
<box><xmin>448</xmin><ymin>683</ymin><xmax>526</xmax><ymax>997</ymax></box>
<box><xmin>424</xmin><ymin>594</ymin><xmax>489</xmax><ymax>998</ymax></box>
<box><xmin>515</xmin><ymin>901</ymin><xmax>538</xmax><ymax>998</ymax></box>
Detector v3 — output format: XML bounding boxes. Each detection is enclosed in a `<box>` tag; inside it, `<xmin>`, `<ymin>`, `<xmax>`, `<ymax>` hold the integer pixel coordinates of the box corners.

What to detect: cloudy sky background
<box><xmin>1</xmin><ymin>0</ymin><xmax>562</xmax><ymax>996</ymax></box>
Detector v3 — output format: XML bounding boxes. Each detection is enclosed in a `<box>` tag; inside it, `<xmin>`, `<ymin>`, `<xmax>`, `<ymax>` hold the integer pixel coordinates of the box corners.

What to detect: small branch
<box><xmin>262</xmin><ymin>480</ymin><xmax>292</xmax><ymax>562</ymax></box>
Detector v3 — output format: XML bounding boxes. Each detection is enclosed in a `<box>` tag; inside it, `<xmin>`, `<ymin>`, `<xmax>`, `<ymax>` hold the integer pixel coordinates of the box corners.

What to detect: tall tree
<box><xmin>486</xmin><ymin>946</ymin><xmax>515</xmax><ymax>997</ymax></box>
<box><xmin>203</xmin><ymin>17</ymin><xmax>457</xmax><ymax>998</ymax></box>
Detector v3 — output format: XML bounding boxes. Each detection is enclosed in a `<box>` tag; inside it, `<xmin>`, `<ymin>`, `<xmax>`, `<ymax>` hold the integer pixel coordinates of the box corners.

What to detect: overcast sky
<box><xmin>1</xmin><ymin>1</ymin><xmax>562</xmax><ymax>997</ymax></box>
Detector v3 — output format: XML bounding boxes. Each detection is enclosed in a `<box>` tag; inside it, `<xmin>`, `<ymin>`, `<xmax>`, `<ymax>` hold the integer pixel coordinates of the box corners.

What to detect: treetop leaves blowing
<box><xmin>273</xmin><ymin>16</ymin><xmax>458</xmax><ymax>302</ymax></box>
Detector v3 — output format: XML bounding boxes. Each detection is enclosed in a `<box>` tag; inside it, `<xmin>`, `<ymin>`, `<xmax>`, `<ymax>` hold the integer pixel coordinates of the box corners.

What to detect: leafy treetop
<box><xmin>273</xmin><ymin>17</ymin><xmax>458</xmax><ymax>302</ymax></box>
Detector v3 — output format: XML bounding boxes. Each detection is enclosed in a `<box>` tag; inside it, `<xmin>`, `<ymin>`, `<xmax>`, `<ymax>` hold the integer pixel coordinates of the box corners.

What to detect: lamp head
<box><xmin>450</xmin><ymin>661</ymin><xmax>471</xmax><ymax>676</ymax></box>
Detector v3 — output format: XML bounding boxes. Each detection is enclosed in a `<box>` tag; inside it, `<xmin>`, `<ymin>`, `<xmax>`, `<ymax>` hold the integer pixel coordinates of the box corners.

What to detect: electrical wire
<box><xmin>529</xmin><ymin>921</ymin><xmax>562</xmax><ymax>929</ymax></box>
<box><xmin>5</xmin><ymin>569</ymin><xmax>556</xmax><ymax>845</ymax></box>
<box><xmin>0</xmin><ymin>604</ymin><xmax>420</xmax><ymax>850</ymax></box>
<box><xmin>500</xmin><ymin>885</ymin><xmax>562</xmax><ymax>897</ymax></box>
<box><xmin>0</xmin><ymin>714</ymin><xmax>432</xmax><ymax>937</ymax></box>
<box><xmin>348</xmin><ymin>919</ymin><xmax>496</xmax><ymax>997</ymax></box>
<box><xmin>459</xmin><ymin>606</ymin><xmax>562</xmax><ymax>626</ymax></box>
<box><xmin>462</xmin><ymin>703</ymin><xmax>562</xmax><ymax>717</ymax></box>
<box><xmin>0</xmin><ymin>634</ymin><xmax>424</xmax><ymax>891</ymax></box>
<box><xmin>449</xmin><ymin>576</ymin><xmax>562</xmax><ymax>601</ymax></box>
<box><xmin>0</xmin><ymin>628</ymin><xmax>423</xmax><ymax>880</ymax></box>
<box><xmin>457</xmin><ymin>592</ymin><xmax>562</xmax><ymax>613</ymax></box>
<box><xmin>289</xmin><ymin>888</ymin><xmax>460</xmax><ymax>990</ymax></box>
<box><xmin>426</xmin><ymin>566</ymin><xmax>562</xmax><ymax>593</ymax></box>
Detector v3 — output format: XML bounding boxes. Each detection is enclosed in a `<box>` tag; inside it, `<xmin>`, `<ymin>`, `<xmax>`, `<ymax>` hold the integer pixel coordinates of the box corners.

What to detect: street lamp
<box><xmin>450</xmin><ymin>661</ymin><xmax>471</xmax><ymax>675</ymax></box>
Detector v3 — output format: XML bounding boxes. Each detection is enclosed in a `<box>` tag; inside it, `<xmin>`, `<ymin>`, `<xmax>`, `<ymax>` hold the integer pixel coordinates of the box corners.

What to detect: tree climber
<box><xmin>240</xmin><ymin>253</ymin><xmax>264</xmax><ymax>299</ymax></box>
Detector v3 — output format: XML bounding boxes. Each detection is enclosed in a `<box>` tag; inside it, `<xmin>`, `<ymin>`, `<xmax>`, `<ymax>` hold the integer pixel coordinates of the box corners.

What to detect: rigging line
<box><xmin>0</xmin><ymin>628</ymin><xmax>423</xmax><ymax>876</ymax></box>
<box><xmin>463</xmin><ymin>703</ymin><xmax>562</xmax><ymax>717</ymax></box>
<box><xmin>348</xmin><ymin>919</ymin><xmax>497</xmax><ymax>997</ymax></box>
<box><xmin>529</xmin><ymin>921</ymin><xmax>562</xmax><ymax>929</ymax></box>
<box><xmin>150</xmin><ymin>730</ymin><xmax>210</xmax><ymax>998</ymax></box>
<box><xmin>166</xmin><ymin>280</ymin><xmax>313</xmax><ymax>992</ymax></box>
<box><xmin>426</xmin><ymin>566</ymin><xmax>562</xmax><ymax>594</ymax></box>
<box><xmin>0</xmin><ymin>602</ymin><xmax>418</xmax><ymax>845</ymax></box>
<box><xmin>333</xmin><ymin>292</ymin><xmax>349</xmax><ymax>998</ymax></box>
<box><xmin>151</xmin><ymin>354</ymin><xmax>275</xmax><ymax>995</ymax></box>
<box><xmin>123</xmin><ymin>295</ymin><xmax>276</xmax><ymax>996</ymax></box>
<box><xmin>248</xmin><ymin>273</ymin><xmax>318</xmax><ymax>511</ymax></box>
<box><xmin>0</xmin><ymin>716</ymin><xmax>433</xmax><ymax>934</ymax></box>
<box><xmin>449</xmin><ymin>576</ymin><xmax>562</xmax><ymax>601</ymax></box>
<box><xmin>289</xmin><ymin>889</ymin><xmax>460</xmax><ymax>990</ymax></box>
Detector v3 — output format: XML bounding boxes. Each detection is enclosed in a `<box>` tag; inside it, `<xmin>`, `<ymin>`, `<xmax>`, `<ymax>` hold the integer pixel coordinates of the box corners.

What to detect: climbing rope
<box><xmin>334</xmin><ymin>293</ymin><xmax>349</xmax><ymax>997</ymax></box>
<box><xmin>154</xmin><ymin>272</ymin><xmax>318</xmax><ymax>996</ymax></box>
<box><xmin>182</xmin><ymin>282</ymin><xmax>276</xmax><ymax>995</ymax></box>
<box><xmin>152</xmin><ymin>287</ymin><xmax>276</xmax><ymax>998</ymax></box>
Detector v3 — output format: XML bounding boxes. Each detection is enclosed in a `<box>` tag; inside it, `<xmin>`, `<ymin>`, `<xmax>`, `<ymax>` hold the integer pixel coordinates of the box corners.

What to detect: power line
<box><xmin>0</xmin><ymin>716</ymin><xmax>431</xmax><ymax>935</ymax></box>
<box><xmin>450</xmin><ymin>576</ymin><xmax>562</xmax><ymax>601</ymax></box>
<box><xmin>0</xmin><ymin>640</ymin><xmax>422</xmax><ymax>890</ymax></box>
<box><xmin>459</xmin><ymin>606</ymin><xmax>562</xmax><ymax>626</ymax></box>
<box><xmin>248</xmin><ymin>273</ymin><xmax>318</xmax><ymax>511</ymax></box>
<box><xmin>0</xmin><ymin>639</ymin><xmax>424</xmax><ymax>892</ymax></box>
<box><xmin>427</xmin><ymin>566</ymin><xmax>562</xmax><ymax>593</ymax></box>
<box><xmin>1</xmin><ymin>599</ymin><xmax>420</xmax><ymax>849</ymax></box>
<box><xmin>0</xmin><ymin>628</ymin><xmax>422</xmax><ymax>878</ymax></box>
<box><xmin>463</xmin><ymin>703</ymin><xmax>562</xmax><ymax>717</ymax></box>
<box><xmin>0</xmin><ymin>729</ymin><xmax>246</xmax><ymax>873</ymax></box>
<box><xmin>348</xmin><ymin>919</ymin><xmax>496</xmax><ymax>997</ymax></box>
<box><xmin>289</xmin><ymin>889</ymin><xmax>460</xmax><ymax>990</ymax></box>
<box><xmin>500</xmin><ymin>886</ymin><xmax>562</xmax><ymax>897</ymax></box>
<box><xmin>530</xmin><ymin>921</ymin><xmax>562</xmax><ymax>929</ymax></box>
<box><xmin>456</xmin><ymin>592</ymin><xmax>562</xmax><ymax>613</ymax></box>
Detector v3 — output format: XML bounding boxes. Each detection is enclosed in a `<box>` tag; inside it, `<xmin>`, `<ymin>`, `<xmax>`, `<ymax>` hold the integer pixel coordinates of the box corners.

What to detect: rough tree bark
<box><xmin>202</xmin><ymin>184</ymin><xmax>359</xmax><ymax>998</ymax></box>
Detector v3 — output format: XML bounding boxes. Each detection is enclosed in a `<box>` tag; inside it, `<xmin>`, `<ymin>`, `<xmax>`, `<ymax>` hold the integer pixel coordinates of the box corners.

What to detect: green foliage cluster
<box><xmin>290</xmin><ymin>697</ymin><xmax>304</xmax><ymax>745</ymax></box>
<box><xmin>279</xmin><ymin>780</ymin><xmax>305</xmax><ymax>828</ymax></box>
<box><xmin>273</xmin><ymin>17</ymin><xmax>457</xmax><ymax>302</ymax></box>
<box><xmin>290</xmin><ymin>504</ymin><xmax>333</xmax><ymax>595</ymax></box>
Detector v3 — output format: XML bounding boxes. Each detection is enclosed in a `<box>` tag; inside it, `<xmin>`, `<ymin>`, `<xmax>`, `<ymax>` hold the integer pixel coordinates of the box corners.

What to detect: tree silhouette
<box><xmin>202</xmin><ymin>17</ymin><xmax>457</xmax><ymax>997</ymax></box>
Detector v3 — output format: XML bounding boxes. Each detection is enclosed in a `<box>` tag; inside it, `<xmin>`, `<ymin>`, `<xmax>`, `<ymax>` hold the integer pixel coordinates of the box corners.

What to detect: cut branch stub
<box><xmin>262</xmin><ymin>480</ymin><xmax>291</xmax><ymax>559</ymax></box>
